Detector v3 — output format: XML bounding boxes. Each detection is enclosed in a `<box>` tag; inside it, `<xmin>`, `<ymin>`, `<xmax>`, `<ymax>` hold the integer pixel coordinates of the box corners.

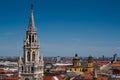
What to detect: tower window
<box><xmin>27</xmin><ymin>52</ymin><xmax>30</xmax><ymax>61</ymax></box>
<box><xmin>31</xmin><ymin>67</ymin><xmax>34</xmax><ymax>73</ymax></box>
<box><xmin>29</xmin><ymin>35</ymin><xmax>31</xmax><ymax>43</ymax></box>
<box><xmin>22</xmin><ymin>66</ymin><xmax>24</xmax><ymax>72</ymax></box>
<box><xmin>32</xmin><ymin>35</ymin><xmax>34</xmax><ymax>42</ymax></box>
<box><xmin>32</xmin><ymin>52</ymin><xmax>35</xmax><ymax>61</ymax></box>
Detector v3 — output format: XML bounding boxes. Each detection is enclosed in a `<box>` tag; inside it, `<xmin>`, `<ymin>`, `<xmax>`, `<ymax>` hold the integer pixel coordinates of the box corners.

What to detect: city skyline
<box><xmin>0</xmin><ymin>0</ymin><xmax>120</xmax><ymax>57</ymax></box>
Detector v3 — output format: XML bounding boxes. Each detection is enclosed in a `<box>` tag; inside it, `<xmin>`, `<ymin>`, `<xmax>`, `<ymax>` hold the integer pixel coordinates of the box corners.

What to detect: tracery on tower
<box><xmin>18</xmin><ymin>4</ymin><xmax>44</xmax><ymax>80</ymax></box>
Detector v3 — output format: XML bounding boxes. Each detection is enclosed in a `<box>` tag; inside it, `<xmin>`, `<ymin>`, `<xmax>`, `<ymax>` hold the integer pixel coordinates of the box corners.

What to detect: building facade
<box><xmin>67</xmin><ymin>54</ymin><xmax>93</xmax><ymax>73</ymax></box>
<box><xmin>18</xmin><ymin>5</ymin><xmax>44</xmax><ymax>80</ymax></box>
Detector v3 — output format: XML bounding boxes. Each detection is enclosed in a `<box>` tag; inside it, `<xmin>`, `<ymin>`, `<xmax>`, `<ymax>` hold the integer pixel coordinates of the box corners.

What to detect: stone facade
<box><xmin>67</xmin><ymin>54</ymin><xmax>93</xmax><ymax>73</ymax></box>
<box><xmin>18</xmin><ymin>5</ymin><xmax>44</xmax><ymax>80</ymax></box>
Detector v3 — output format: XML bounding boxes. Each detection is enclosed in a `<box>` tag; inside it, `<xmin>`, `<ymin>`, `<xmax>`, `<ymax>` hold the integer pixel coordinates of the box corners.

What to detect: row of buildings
<box><xmin>0</xmin><ymin>4</ymin><xmax>120</xmax><ymax>80</ymax></box>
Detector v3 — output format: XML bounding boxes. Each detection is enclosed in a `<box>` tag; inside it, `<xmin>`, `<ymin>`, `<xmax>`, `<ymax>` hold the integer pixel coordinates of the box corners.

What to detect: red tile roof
<box><xmin>80</xmin><ymin>73</ymin><xmax>108</xmax><ymax>80</ymax></box>
<box><xmin>81</xmin><ymin>73</ymin><xmax>93</xmax><ymax>79</ymax></box>
<box><xmin>112</xmin><ymin>63</ymin><xmax>120</xmax><ymax>67</ymax></box>
<box><xmin>95</xmin><ymin>61</ymin><xmax>109</xmax><ymax>66</ymax></box>
<box><xmin>4</xmin><ymin>77</ymin><xmax>18</xmax><ymax>80</ymax></box>
<box><xmin>44</xmin><ymin>75</ymin><xmax>63</xmax><ymax>80</ymax></box>
<box><xmin>44</xmin><ymin>76</ymin><xmax>54</xmax><ymax>80</ymax></box>
<box><xmin>97</xmin><ymin>77</ymin><xmax>107</xmax><ymax>80</ymax></box>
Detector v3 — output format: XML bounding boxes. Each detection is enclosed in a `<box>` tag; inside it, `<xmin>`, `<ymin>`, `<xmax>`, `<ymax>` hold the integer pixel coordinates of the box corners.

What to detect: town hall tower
<box><xmin>18</xmin><ymin>4</ymin><xmax>44</xmax><ymax>80</ymax></box>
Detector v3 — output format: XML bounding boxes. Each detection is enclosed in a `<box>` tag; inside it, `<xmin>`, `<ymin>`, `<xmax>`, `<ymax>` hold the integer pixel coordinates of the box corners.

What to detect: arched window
<box><xmin>32</xmin><ymin>35</ymin><xmax>34</xmax><ymax>42</ymax></box>
<box><xmin>28</xmin><ymin>66</ymin><xmax>30</xmax><ymax>73</ymax></box>
<box><xmin>32</xmin><ymin>52</ymin><xmax>35</xmax><ymax>61</ymax></box>
<box><xmin>31</xmin><ymin>67</ymin><xmax>34</xmax><ymax>73</ymax></box>
<box><xmin>29</xmin><ymin>35</ymin><xmax>31</xmax><ymax>43</ymax></box>
<box><xmin>22</xmin><ymin>66</ymin><xmax>24</xmax><ymax>72</ymax></box>
<box><xmin>27</xmin><ymin>52</ymin><xmax>30</xmax><ymax>61</ymax></box>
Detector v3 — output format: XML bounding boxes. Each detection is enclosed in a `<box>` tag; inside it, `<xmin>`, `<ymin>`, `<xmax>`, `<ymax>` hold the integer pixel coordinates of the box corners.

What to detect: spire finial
<box><xmin>27</xmin><ymin>3</ymin><xmax>36</xmax><ymax>31</ymax></box>
<box><xmin>31</xmin><ymin>4</ymin><xmax>34</xmax><ymax>11</ymax></box>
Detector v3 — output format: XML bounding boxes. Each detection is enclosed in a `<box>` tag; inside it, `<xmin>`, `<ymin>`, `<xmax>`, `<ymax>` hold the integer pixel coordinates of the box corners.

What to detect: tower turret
<box><xmin>18</xmin><ymin>55</ymin><xmax>22</xmax><ymax>80</ymax></box>
<box><xmin>93</xmin><ymin>68</ymin><xmax>97</xmax><ymax>80</ymax></box>
<box><xmin>87</xmin><ymin>55</ymin><xmax>93</xmax><ymax>72</ymax></box>
<box><xmin>73</xmin><ymin>53</ymin><xmax>81</xmax><ymax>66</ymax></box>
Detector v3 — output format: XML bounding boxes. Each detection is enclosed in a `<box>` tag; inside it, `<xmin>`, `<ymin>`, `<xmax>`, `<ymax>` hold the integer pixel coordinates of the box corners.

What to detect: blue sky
<box><xmin>0</xmin><ymin>0</ymin><xmax>120</xmax><ymax>57</ymax></box>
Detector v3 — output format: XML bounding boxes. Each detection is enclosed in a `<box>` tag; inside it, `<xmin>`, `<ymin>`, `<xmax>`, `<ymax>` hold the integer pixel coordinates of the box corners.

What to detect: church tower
<box><xmin>73</xmin><ymin>54</ymin><xmax>81</xmax><ymax>66</ymax></box>
<box><xmin>87</xmin><ymin>56</ymin><xmax>93</xmax><ymax>72</ymax></box>
<box><xmin>18</xmin><ymin>4</ymin><xmax>44</xmax><ymax>80</ymax></box>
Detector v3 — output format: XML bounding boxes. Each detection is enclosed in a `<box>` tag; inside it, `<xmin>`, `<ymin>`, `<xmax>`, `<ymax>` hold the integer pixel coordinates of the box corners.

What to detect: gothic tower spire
<box><xmin>27</xmin><ymin>4</ymin><xmax>36</xmax><ymax>32</ymax></box>
<box><xmin>18</xmin><ymin>4</ymin><xmax>44</xmax><ymax>80</ymax></box>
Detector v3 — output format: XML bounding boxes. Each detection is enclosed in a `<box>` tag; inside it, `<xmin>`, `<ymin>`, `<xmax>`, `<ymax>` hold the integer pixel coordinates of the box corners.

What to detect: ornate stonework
<box><xmin>18</xmin><ymin>4</ymin><xmax>44</xmax><ymax>80</ymax></box>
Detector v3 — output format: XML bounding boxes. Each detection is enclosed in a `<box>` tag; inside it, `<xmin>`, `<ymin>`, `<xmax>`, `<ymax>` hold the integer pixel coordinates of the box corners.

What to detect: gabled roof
<box><xmin>44</xmin><ymin>75</ymin><xmax>63</xmax><ymax>80</ymax></box>
<box><xmin>112</xmin><ymin>63</ymin><xmax>120</xmax><ymax>67</ymax></box>
<box><xmin>4</xmin><ymin>77</ymin><xmax>18</xmax><ymax>80</ymax></box>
